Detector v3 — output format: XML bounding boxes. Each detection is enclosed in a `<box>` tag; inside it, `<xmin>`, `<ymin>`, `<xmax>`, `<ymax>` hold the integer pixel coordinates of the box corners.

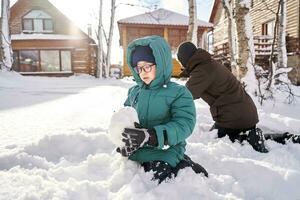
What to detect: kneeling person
<box><xmin>177</xmin><ymin>41</ymin><xmax>268</xmax><ymax>153</ymax></box>
<box><xmin>117</xmin><ymin>36</ymin><xmax>208</xmax><ymax>184</ymax></box>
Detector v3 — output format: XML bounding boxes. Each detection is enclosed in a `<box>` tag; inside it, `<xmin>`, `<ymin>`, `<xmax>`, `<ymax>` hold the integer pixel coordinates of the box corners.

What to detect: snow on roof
<box><xmin>118</xmin><ymin>8</ymin><xmax>213</xmax><ymax>27</ymax></box>
<box><xmin>11</xmin><ymin>34</ymin><xmax>87</xmax><ymax>40</ymax></box>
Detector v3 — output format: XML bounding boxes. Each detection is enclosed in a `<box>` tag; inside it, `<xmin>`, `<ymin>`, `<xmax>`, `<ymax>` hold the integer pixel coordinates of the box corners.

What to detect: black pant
<box><xmin>264</xmin><ymin>132</ymin><xmax>300</xmax><ymax>144</ymax></box>
<box><xmin>215</xmin><ymin>123</ymin><xmax>300</xmax><ymax>144</ymax></box>
<box><xmin>142</xmin><ymin>155</ymin><xmax>208</xmax><ymax>184</ymax></box>
<box><xmin>215</xmin><ymin>124</ymin><xmax>255</xmax><ymax>143</ymax></box>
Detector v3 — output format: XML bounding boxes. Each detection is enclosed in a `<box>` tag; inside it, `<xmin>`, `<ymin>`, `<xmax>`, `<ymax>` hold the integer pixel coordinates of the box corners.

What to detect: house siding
<box><xmin>251</xmin><ymin>0</ymin><xmax>299</xmax><ymax>38</ymax></box>
<box><xmin>212</xmin><ymin>2</ymin><xmax>229</xmax><ymax>47</ymax></box>
<box><xmin>212</xmin><ymin>0</ymin><xmax>299</xmax><ymax>46</ymax></box>
<box><xmin>286</xmin><ymin>0</ymin><xmax>299</xmax><ymax>38</ymax></box>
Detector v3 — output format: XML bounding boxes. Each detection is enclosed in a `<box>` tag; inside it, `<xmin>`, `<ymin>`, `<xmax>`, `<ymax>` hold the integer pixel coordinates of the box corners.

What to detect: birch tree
<box><xmin>265</xmin><ymin>1</ymin><xmax>280</xmax><ymax>91</ymax></box>
<box><xmin>93</xmin><ymin>1</ymin><xmax>153</xmax><ymax>78</ymax></box>
<box><xmin>277</xmin><ymin>0</ymin><xmax>287</xmax><ymax>69</ymax></box>
<box><xmin>269</xmin><ymin>0</ymin><xmax>294</xmax><ymax>103</ymax></box>
<box><xmin>222</xmin><ymin>0</ymin><xmax>237</xmax><ymax>74</ymax></box>
<box><xmin>105</xmin><ymin>0</ymin><xmax>116</xmax><ymax>78</ymax></box>
<box><xmin>96</xmin><ymin>0</ymin><xmax>104</xmax><ymax>78</ymax></box>
<box><xmin>0</xmin><ymin>0</ymin><xmax>13</xmax><ymax>71</ymax></box>
<box><xmin>187</xmin><ymin>0</ymin><xmax>198</xmax><ymax>45</ymax></box>
<box><xmin>233</xmin><ymin>0</ymin><xmax>254</xmax><ymax>80</ymax></box>
<box><xmin>265</xmin><ymin>0</ymin><xmax>289</xmax><ymax>90</ymax></box>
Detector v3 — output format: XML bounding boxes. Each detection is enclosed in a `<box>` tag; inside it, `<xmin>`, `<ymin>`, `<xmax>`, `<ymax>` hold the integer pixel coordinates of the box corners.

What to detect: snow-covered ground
<box><xmin>1</xmin><ymin>71</ymin><xmax>300</xmax><ymax>200</ymax></box>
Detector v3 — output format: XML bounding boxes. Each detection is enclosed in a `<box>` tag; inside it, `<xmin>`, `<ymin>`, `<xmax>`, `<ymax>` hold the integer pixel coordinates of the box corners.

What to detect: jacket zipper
<box><xmin>145</xmin><ymin>89</ymin><xmax>151</xmax><ymax>128</ymax></box>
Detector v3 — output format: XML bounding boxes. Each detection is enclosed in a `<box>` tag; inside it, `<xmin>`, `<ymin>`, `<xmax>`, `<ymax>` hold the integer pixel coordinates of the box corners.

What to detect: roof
<box><xmin>11</xmin><ymin>34</ymin><xmax>87</xmax><ymax>40</ymax></box>
<box><xmin>10</xmin><ymin>0</ymin><xmax>93</xmax><ymax>40</ymax></box>
<box><xmin>118</xmin><ymin>8</ymin><xmax>213</xmax><ymax>28</ymax></box>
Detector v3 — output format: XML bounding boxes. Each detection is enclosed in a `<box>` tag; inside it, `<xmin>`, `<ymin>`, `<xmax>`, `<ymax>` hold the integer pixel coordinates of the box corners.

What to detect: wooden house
<box><xmin>10</xmin><ymin>0</ymin><xmax>97</xmax><ymax>77</ymax></box>
<box><xmin>209</xmin><ymin>0</ymin><xmax>300</xmax><ymax>85</ymax></box>
<box><xmin>118</xmin><ymin>8</ymin><xmax>213</xmax><ymax>77</ymax></box>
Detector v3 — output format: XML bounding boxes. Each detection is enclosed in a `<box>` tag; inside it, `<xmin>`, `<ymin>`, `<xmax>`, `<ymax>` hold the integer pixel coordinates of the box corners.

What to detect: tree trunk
<box><xmin>1</xmin><ymin>0</ymin><xmax>13</xmax><ymax>71</ymax></box>
<box><xmin>96</xmin><ymin>0</ymin><xmax>104</xmax><ymax>78</ymax></box>
<box><xmin>277</xmin><ymin>0</ymin><xmax>287</xmax><ymax>69</ymax></box>
<box><xmin>222</xmin><ymin>0</ymin><xmax>237</xmax><ymax>74</ymax></box>
<box><xmin>266</xmin><ymin>1</ymin><xmax>280</xmax><ymax>90</ymax></box>
<box><xmin>106</xmin><ymin>0</ymin><xmax>116</xmax><ymax>78</ymax></box>
<box><xmin>234</xmin><ymin>0</ymin><xmax>251</xmax><ymax>80</ymax></box>
<box><xmin>187</xmin><ymin>0</ymin><xmax>197</xmax><ymax>45</ymax></box>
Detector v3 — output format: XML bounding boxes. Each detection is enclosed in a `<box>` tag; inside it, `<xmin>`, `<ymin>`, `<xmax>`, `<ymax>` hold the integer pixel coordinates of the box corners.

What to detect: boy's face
<box><xmin>136</xmin><ymin>61</ymin><xmax>156</xmax><ymax>85</ymax></box>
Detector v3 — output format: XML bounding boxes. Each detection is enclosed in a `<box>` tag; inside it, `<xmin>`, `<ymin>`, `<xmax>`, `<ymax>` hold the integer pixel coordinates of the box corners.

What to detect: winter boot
<box><xmin>181</xmin><ymin>155</ymin><xmax>208</xmax><ymax>177</ymax></box>
<box><xmin>264</xmin><ymin>132</ymin><xmax>291</xmax><ymax>144</ymax></box>
<box><xmin>246</xmin><ymin>128</ymin><xmax>269</xmax><ymax>153</ymax></box>
<box><xmin>172</xmin><ymin>155</ymin><xmax>209</xmax><ymax>177</ymax></box>
<box><xmin>291</xmin><ymin>134</ymin><xmax>300</xmax><ymax>144</ymax></box>
<box><xmin>142</xmin><ymin>161</ymin><xmax>173</xmax><ymax>184</ymax></box>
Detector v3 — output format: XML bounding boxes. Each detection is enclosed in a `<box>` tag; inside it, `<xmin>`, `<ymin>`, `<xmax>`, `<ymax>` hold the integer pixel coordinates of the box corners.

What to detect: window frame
<box><xmin>13</xmin><ymin>49</ymin><xmax>72</xmax><ymax>72</ymax></box>
<box><xmin>262</xmin><ymin>19</ymin><xmax>275</xmax><ymax>36</ymax></box>
<box><xmin>22</xmin><ymin>18</ymin><xmax>34</xmax><ymax>31</ymax></box>
<box><xmin>43</xmin><ymin>19</ymin><xmax>54</xmax><ymax>31</ymax></box>
<box><xmin>22</xmin><ymin>10</ymin><xmax>54</xmax><ymax>33</ymax></box>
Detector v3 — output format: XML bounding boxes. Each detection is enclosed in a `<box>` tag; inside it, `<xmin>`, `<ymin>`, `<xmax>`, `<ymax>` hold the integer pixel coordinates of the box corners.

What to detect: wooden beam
<box><xmin>298</xmin><ymin>0</ymin><xmax>300</xmax><ymax>38</ymax></box>
<box><xmin>123</xmin><ymin>26</ymin><xmax>127</xmax><ymax>64</ymax></box>
<box><xmin>122</xmin><ymin>26</ymin><xmax>131</xmax><ymax>75</ymax></box>
<box><xmin>201</xmin><ymin>29</ymin><xmax>208</xmax><ymax>49</ymax></box>
<box><xmin>164</xmin><ymin>27</ymin><xmax>169</xmax><ymax>42</ymax></box>
<box><xmin>87</xmin><ymin>45</ymin><xmax>91</xmax><ymax>75</ymax></box>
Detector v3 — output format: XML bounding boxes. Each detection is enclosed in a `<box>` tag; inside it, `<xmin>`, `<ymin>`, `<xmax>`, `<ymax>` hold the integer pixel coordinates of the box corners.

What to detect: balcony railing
<box><xmin>213</xmin><ymin>35</ymin><xmax>299</xmax><ymax>60</ymax></box>
<box><xmin>254</xmin><ymin>35</ymin><xmax>277</xmax><ymax>56</ymax></box>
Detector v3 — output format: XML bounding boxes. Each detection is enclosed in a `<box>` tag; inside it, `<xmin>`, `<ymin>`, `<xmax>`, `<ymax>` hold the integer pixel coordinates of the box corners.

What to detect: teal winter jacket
<box><xmin>124</xmin><ymin>35</ymin><xmax>196</xmax><ymax>167</ymax></box>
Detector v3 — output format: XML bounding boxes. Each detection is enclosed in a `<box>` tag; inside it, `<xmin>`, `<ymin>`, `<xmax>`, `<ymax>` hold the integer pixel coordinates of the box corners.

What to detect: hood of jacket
<box><xmin>126</xmin><ymin>35</ymin><xmax>173</xmax><ymax>89</ymax></box>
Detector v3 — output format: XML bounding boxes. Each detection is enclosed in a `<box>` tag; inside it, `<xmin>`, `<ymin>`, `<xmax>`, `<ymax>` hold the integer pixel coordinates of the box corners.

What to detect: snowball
<box><xmin>108</xmin><ymin>107</ymin><xmax>139</xmax><ymax>147</ymax></box>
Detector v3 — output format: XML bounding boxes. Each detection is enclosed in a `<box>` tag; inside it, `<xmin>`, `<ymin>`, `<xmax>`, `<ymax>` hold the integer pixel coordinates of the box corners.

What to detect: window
<box><xmin>44</xmin><ymin>19</ymin><xmax>53</xmax><ymax>31</ymax></box>
<box><xmin>14</xmin><ymin>50</ymin><xmax>71</xmax><ymax>72</ymax></box>
<box><xmin>262</xmin><ymin>20</ymin><xmax>275</xmax><ymax>36</ymax></box>
<box><xmin>41</xmin><ymin>50</ymin><xmax>60</xmax><ymax>72</ymax></box>
<box><xmin>207</xmin><ymin>31</ymin><xmax>214</xmax><ymax>54</ymax></box>
<box><xmin>22</xmin><ymin>10</ymin><xmax>54</xmax><ymax>33</ymax></box>
<box><xmin>23</xmin><ymin>19</ymin><xmax>33</xmax><ymax>31</ymax></box>
<box><xmin>61</xmin><ymin>51</ymin><xmax>72</xmax><ymax>71</ymax></box>
<box><xmin>18</xmin><ymin>50</ymin><xmax>39</xmax><ymax>72</ymax></box>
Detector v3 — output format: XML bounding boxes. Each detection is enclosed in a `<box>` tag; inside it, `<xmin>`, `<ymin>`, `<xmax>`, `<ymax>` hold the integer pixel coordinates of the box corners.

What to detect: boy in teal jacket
<box><xmin>116</xmin><ymin>35</ymin><xmax>208</xmax><ymax>183</ymax></box>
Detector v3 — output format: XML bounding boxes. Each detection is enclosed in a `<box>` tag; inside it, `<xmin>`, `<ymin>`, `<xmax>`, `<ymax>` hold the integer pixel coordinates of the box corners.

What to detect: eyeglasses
<box><xmin>134</xmin><ymin>63</ymin><xmax>155</xmax><ymax>74</ymax></box>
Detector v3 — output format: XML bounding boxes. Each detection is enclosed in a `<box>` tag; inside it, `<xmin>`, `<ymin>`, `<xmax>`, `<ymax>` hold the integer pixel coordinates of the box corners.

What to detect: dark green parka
<box><xmin>124</xmin><ymin>35</ymin><xmax>196</xmax><ymax>167</ymax></box>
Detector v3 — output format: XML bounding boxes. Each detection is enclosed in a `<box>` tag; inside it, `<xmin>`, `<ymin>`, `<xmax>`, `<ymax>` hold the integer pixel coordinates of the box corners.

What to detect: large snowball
<box><xmin>108</xmin><ymin>107</ymin><xmax>139</xmax><ymax>147</ymax></box>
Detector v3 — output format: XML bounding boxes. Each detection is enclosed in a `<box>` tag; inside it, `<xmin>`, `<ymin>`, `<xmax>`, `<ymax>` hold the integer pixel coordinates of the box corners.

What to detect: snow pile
<box><xmin>0</xmin><ymin>73</ymin><xmax>300</xmax><ymax>199</ymax></box>
<box><xmin>108</xmin><ymin>107</ymin><xmax>139</xmax><ymax>147</ymax></box>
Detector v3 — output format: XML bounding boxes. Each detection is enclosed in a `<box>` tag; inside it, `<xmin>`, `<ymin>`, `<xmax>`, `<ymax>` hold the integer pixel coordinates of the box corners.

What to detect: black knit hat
<box><xmin>131</xmin><ymin>45</ymin><xmax>156</xmax><ymax>67</ymax></box>
<box><xmin>177</xmin><ymin>41</ymin><xmax>197</xmax><ymax>68</ymax></box>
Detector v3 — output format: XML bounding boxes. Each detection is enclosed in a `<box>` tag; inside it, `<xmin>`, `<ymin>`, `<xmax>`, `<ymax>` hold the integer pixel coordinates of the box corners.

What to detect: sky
<box><xmin>9</xmin><ymin>0</ymin><xmax>214</xmax><ymax>65</ymax></box>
